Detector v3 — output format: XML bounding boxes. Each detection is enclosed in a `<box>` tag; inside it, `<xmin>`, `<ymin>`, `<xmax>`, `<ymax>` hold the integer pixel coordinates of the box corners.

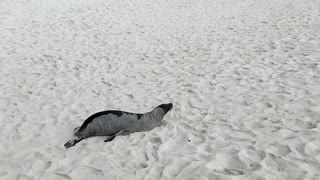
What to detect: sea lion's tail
<box><xmin>64</xmin><ymin>135</ymin><xmax>83</xmax><ymax>148</ymax></box>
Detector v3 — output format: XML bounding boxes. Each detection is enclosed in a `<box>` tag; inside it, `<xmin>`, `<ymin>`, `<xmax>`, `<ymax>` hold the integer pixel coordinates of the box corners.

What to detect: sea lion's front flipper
<box><xmin>104</xmin><ymin>129</ymin><xmax>131</xmax><ymax>142</ymax></box>
<box><xmin>104</xmin><ymin>136</ymin><xmax>116</xmax><ymax>142</ymax></box>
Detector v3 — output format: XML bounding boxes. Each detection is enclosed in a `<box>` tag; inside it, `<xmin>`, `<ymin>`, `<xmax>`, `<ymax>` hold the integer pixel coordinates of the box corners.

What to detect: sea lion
<box><xmin>64</xmin><ymin>103</ymin><xmax>173</xmax><ymax>148</ymax></box>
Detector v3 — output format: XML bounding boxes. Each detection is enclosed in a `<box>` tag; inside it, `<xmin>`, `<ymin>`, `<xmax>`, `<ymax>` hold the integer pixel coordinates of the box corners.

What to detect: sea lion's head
<box><xmin>158</xmin><ymin>103</ymin><xmax>173</xmax><ymax>114</ymax></box>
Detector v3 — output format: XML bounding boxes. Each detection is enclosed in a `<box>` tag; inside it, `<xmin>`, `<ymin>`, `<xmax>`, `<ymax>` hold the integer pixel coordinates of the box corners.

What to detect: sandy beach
<box><xmin>0</xmin><ymin>0</ymin><xmax>320</xmax><ymax>179</ymax></box>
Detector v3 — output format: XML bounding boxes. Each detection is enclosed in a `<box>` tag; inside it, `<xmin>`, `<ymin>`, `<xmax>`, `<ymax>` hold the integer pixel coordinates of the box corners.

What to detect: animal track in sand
<box><xmin>31</xmin><ymin>159</ymin><xmax>52</xmax><ymax>173</ymax></box>
<box><xmin>148</xmin><ymin>137</ymin><xmax>162</xmax><ymax>145</ymax></box>
<box><xmin>238</xmin><ymin>146</ymin><xmax>266</xmax><ymax>163</ymax></box>
<box><xmin>1</xmin><ymin>0</ymin><xmax>320</xmax><ymax>179</ymax></box>
<box><xmin>304</xmin><ymin>141</ymin><xmax>320</xmax><ymax>156</ymax></box>
<box><xmin>39</xmin><ymin>172</ymin><xmax>71</xmax><ymax>180</ymax></box>
<box><xmin>267</xmin><ymin>144</ymin><xmax>291</xmax><ymax>157</ymax></box>
<box><xmin>191</xmin><ymin>166</ymin><xmax>245</xmax><ymax>179</ymax></box>
<box><xmin>70</xmin><ymin>166</ymin><xmax>104</xmax><ymax>180</ymax></box>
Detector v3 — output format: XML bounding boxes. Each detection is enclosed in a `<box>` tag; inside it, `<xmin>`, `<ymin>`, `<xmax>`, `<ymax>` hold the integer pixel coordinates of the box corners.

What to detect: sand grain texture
<box><xmin>0</xmin><ymin>0</ymin><xmax>320</xmax><ymax>179</ymax></box>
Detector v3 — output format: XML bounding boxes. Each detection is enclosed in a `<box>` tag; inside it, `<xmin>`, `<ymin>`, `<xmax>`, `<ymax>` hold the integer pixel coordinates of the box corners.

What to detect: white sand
<box><xmin>1</xmin><ymin>0</ymin><xmax>320</xmax><ymax>179</ymax></box>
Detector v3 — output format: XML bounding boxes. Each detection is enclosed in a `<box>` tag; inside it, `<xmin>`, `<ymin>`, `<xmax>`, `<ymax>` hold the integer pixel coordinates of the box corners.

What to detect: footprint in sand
<box><xmin>304</xmin><ymin>141</ymin><xmax>320</xmax><ymax>156</ymax></box>
<box><xmin>192</xmin><ymin>166</ymin><xmax>245</xmax><ymax>179</ymax></box>
<box><xmin>215</xmin><ymin>168</ymin><xmax>245</xmax><ymax>176</ymax></box>
<box><xmin>267</xmin><ymin>144</ymin><xmax>291</xmax><ymax>157</ymax></box>
<box><xmin>39</xmin><ymin>172</ymin><xmax>71</xmax><ymax>180</ymax></box>
<box><xmin>31</xmin><ymin>159</ymin><xmax>52</xmax><ymax>173</ymax></box>
<box><xmin>70</xmin><ymin>166</ymin><xmax>104</xmax><ymax>180</ymax></box>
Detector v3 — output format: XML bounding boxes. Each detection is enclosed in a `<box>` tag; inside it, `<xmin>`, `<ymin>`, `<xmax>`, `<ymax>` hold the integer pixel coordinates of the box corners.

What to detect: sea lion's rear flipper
<box><xmin>104</xmin><ymin>129</ymin><xmax>131</xmax><ymax>142</ymax></box>
<box><xmin>64</xmin><ymin>136</ymin><xmax>83</xmax><ymax>148</ymax></box>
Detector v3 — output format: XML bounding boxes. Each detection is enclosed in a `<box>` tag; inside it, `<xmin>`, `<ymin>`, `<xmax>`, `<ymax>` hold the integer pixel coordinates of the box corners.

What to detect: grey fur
<box><xmin>64</xmin><ymin>103</ymin><xmax>173</xmax><ymax>148</ymax></box>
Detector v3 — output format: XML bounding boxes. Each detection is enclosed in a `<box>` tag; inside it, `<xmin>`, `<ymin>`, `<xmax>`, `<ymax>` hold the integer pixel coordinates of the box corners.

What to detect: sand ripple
<box><xmin>1</xmin><ymin>0</ymin><xmax>320</xmax><ymax>179</ymax></box>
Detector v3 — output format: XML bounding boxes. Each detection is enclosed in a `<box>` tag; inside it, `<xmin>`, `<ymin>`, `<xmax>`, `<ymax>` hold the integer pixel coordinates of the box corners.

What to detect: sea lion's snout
<box><xmin>158</xmin><ymin>103</ymin><xmax>173</xmax><ymax>114</ymax></box>
<box><xmin>166</xmin><ymin>103</ymin><xmax>173</xmax><ymax>111</ymax></box>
